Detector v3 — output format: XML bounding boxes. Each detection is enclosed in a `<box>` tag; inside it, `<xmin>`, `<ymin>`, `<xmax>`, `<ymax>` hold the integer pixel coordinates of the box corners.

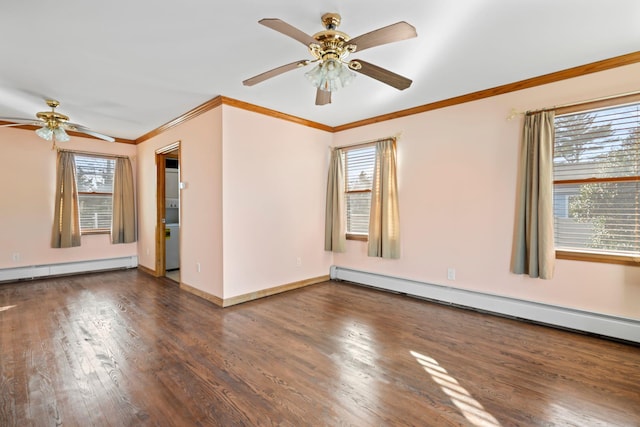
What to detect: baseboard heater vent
<box><xmin>330</xmin><ymin>266</ymin><xmax>640</xmax><ymax>344</ymax></box>
<box><xmin>0</xmin><ymin>256</ymin><xmax>138</xmax><ymax>283</ymax></box>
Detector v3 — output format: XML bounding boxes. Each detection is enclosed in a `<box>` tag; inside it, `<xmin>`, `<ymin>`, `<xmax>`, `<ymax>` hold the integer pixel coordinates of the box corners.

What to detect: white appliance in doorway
<box><xmin>165</xmin><ymin>224</ymin><xmax>180</xmax><ymax>270</ymax></box>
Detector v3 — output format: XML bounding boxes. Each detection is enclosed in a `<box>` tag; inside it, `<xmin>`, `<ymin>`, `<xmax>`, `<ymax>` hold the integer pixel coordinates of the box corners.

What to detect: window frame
<box><xmin>343</xmin><ymin>143</ymin><xmax>376</xmax><ymax>241</ymax></box>
<box><xmin>74</xmin><ymin>154</ymin><xmax>116</xmax><ymax>235</ymax></box>
<box><xmin>552</xmin><ymin>93</ymin><xmax>640</xmax><ymax>266</ymax></box>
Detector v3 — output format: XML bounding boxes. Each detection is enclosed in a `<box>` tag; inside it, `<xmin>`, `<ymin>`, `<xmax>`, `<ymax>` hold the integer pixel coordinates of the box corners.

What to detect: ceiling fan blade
<box><xmin>64</xmin><ymin>123</ymin><xmax>115</xmax><ymax>142</ymax></box>
<box><xmin>243</xmin><ymin>60</ymin><xmax>310</xmax><ymax>86</ymax></box>
<box><xmin>259</xmin><ymin>18</ymin><xmax>318</xmax><ymax>46</ymax></box>
<box><xmin>351</xmin><ymin>60</ymin><xmax>412</xmax><ymax>90</ymax></box>
<box><xmin>0</xmin><ymin>117</ymin><xmax>43</xmax><ymax>127</ymax></box>
<box><xmin>349</xmin><ymin>22</ymin><xmax>417</xmax><ymax>52</ymax></box>
<box><xmin>315</xmin><ymin>89</ymin><xmax>331</xmax><ymax>106</ymax></box>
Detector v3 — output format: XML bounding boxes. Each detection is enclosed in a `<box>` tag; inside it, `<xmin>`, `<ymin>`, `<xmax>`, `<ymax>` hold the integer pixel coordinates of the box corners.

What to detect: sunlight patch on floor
<box><xmin>411</xmin><ymin>350</ymin><xmax>501</xmax><ymax>427</ymax></box>
<box><xmin>0</xmin><ymin>304</ymin><xmax>16</xmax><ymax>312</ymax></box>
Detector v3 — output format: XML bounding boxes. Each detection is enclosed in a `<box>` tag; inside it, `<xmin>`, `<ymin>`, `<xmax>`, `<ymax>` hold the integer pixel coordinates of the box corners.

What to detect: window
<box><xmin>553</xmin><ymin>99</ymin><xmax>640</xmax><ymax>262</ymax></box>
<box><xmin>74</xmin><ymin>155</ymin><xmax>116</xmax><ymax>233</ymax></box>
<box><xmin>343</xmin><ymin>144</ymin><xmax>376</xmax><ymax>239</ymax></box>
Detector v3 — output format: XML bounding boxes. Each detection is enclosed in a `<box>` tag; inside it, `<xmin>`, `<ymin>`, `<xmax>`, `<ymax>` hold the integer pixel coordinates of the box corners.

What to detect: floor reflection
<box><xmin>411</xmin><ymin>350</ymin><xmax>501</xmax><ymax>427</ymax></box>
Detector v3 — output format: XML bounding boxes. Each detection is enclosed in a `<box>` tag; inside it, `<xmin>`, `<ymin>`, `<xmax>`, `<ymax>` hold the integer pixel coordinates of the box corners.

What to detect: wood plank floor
<box><xmin>0</xmin><ymin>269</ymin><xmax>638</xmax><ymax>426</ymax></box>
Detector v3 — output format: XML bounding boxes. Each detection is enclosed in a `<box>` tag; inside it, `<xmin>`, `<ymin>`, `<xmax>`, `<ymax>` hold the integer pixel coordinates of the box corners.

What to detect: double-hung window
<box><xmin>74</xmin><ymin>155</ymin><xmax>116</xmax><ymax>233</ymax></box>
<box><xmin>553</xmin><ymin>97</ymin><xmax>640</xmax><ymax>264</ymax></box>
<box><xmin>343</xmin><ymin>144</ymin><xmax>376</xmax><ymax>240</ymax></box>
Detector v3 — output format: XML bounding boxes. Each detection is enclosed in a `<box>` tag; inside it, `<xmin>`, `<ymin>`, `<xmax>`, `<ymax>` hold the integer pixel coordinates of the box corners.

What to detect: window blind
<box><xmin>343</xmin><ymin>145</ymin><xmax>376</xmax><ymax>235</ymax></box>
<box><xmin>553</xmin><ymin>102</ymin><xmax>640</xmax><ymax>255</ymax></box>
<box><xmin>74</xmin><ymin>155</ymin><xmax>116</xmax><ymax>231</ymax></box>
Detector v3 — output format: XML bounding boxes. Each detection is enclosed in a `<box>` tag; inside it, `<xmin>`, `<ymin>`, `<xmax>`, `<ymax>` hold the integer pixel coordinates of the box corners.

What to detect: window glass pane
<box><xmin>78</xmin><ymin>194</ymin><xmax>113</xmax><ymax>230</ymax></box>
<box><xmin>554</xmin><ymin>105</ymin><xmax>640</xmax><ymax>180</ymax></box>
<box><xmin>74</xmin><ymin>155</ymin><xmax>115</xmax><ymax>232</ymax></box>
<box><xmin>75</xmin><ymin>156</ymin><xmax>115</xmax><ymax>193</ymax></box>
<box><xmin>344</xmin><ymin>145</ymin><xmax>376</xmax><ymax>235</ymax></box>
<box><xmin>553</xmin><ymin>102</ymin><xmax>640</xmax><ymax>256</ymax></box>
<box><xmin>554</xmin><ymin>181</ymin><xmax>640</xmax><ymax>254</ymax></box>
<box><xmin>345</xmin><ymin>146</ymin><xmax>375</xmax><ymax>191</ymax></box>
<box><xmin>346</xmin><ymin>192</ymin><xmax>371</xmax><ymax>234</ymax></box>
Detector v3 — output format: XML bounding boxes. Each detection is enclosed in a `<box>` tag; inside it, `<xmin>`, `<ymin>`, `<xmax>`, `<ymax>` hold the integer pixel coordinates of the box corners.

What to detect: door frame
<box><xmin>155</xmin><ymin>141</ymin><xmax>181</xmax><ymax>277</ymax></box>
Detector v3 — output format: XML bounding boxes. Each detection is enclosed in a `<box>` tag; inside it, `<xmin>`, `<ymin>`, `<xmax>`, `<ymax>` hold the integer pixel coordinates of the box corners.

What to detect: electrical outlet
<box><xmin>12</xmin><ymin>252</ymin><xmax>20</xmax><ymax>262</ymax></box>
<box><xmin>447</xmin><ymin>268</ymin><xmax>456</xmax><ymax>280</ymax></box>
<box><xmin>296</xmin><ymin>257</ymin><xmax>302</xmax><ymax>266</ymax></box>
<box><xmin>196</xmin><ymin>262</ymin><xmax>201</xmax><ymax>273</ymax></box>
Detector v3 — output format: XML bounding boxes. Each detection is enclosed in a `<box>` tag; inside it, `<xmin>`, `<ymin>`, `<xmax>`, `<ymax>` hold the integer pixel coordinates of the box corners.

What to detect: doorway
<box><xmin>155</xmin><ymin>142</ymin><xmax>181</xmax><ymax>282</ymax></box>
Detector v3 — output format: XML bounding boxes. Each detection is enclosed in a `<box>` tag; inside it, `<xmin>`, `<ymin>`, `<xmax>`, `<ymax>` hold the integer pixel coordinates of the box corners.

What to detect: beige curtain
<box><xmin>512</xmin><ymin>111</ymin><xmax>555</xmax><ymax>279</ymax></box>
<box><xmin>368</xmin><ymin>138</ymin><xmax>401</xmax><ymax>258</ymax></box>
<box><xmin>324</xmin><ymin>148</ymin><xmax>346</xmax><ymax>252</ymax></box>
<box><xmin>51</xmin><ymin>151</ymin><xmax>81</xmax><ymax>248</ymax></box>
<box><xmin>111</xmin><ymin>157</ymin><xmax>137</xmax><ymax>244</ymax></box>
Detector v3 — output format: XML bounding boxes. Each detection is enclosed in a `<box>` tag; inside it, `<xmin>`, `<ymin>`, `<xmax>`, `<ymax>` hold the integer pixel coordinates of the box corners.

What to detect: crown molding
<box><xmin>8</xmin><ymin>52</ymin><xmax>631</xmax><ymax>144</ymax></box>
<box><xmin>134</xmin><ymin>95</ymin><xmax>333</xmax><ymax>144</ymax></box>
<box><xmin>0</xmin><ymin>121</ymin><xmax>136</xmax><ymax>144</ymax></box>
<box><xmin>134</xmin><ymin>51</ymin><xmax>640</xmax><ymax>140</ymax></box>
<box><xmin>333</xmin><ymin>50</ymin><xmax>640</xmax><ymax>132</ymax></box>
<box><xmin>135</xmin><ymin>96</ymin><xmax>225</xmax><ymax>144</ymax></box>
<box><xmin>220</xmin><ymin>96</ymin><xmax>334</xmax><ymax>132</ymax></box>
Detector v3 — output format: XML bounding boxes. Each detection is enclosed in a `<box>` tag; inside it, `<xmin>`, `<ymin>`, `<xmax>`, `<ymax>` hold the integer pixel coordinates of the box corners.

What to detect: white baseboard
<box><xmin>0</xmin><ymin>256</ymin><xmax>138</xmax><ymax>283</ymax></box>
<box><xmin>330</xmin><ymin>266</ymin><xmax>640</xmax><ymax>344</ymax></box>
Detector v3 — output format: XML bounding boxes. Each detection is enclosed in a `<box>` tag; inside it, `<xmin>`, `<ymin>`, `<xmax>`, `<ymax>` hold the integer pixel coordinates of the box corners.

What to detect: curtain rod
<box><xmin>330</xmin><ymin>132</ymin><xmax>402</xmax><ymax>150</ymax></box>
<box><xmin>57</xmin><ymin>148</ymin><xmax>130</xmax><ymax>160</ymax></box>
<box><xmin>507</xmin><ymin>89</ymin><xmax>640</xmax><ymax>120</ymax></box>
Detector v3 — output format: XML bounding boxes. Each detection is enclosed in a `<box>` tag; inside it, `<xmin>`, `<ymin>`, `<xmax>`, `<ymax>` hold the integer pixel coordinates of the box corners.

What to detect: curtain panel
<box><xmin>51</xmin><ymin>151</ymin><xmax>81</xmax><ymax>248</ymax></box>
<box><xmin>368</xmin><ymin>138</ymin><xmax>401</xmax><ymax>259</ymax></box>
<box><xmin>111</xmin><ymin>157</ymin><xmax>137</xmax><ymax>244</ymax></box>
<box><xmin>511</xmin><ymin>111</ymin><xmax>555</xmax><ymax>279</ymax></box>
<box><xmin>324</xmin><ymin>148</ymin><xmax>346</xmax><ymax>252</ymax></box>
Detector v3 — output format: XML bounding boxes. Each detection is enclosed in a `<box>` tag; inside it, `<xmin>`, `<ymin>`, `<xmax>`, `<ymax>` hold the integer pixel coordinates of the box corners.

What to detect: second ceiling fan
<box><xmin>243</xmin><ymin>13</ymin><xmax>417</xmax><ymax>105</ymax></box>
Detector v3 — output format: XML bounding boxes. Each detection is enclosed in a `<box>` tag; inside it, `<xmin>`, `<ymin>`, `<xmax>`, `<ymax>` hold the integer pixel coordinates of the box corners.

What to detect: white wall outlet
<box><xmin>12</xmin><ymin>252</ymin><xmax>20</xmax><ymax>262</ymax></box>
<box><xmin>447</xmin><ymin>268</ymin><xmax>456</xmax><ymax>280</ymax></box>
<box><xmin>196</xmin><ymin>262</ymin><xmax>201</xmax><ymax>273</ymax></box>
<box><xmin>296</xmin><ymin>257</ymin><xmax>302</xmax><ymax>266</ymax></box>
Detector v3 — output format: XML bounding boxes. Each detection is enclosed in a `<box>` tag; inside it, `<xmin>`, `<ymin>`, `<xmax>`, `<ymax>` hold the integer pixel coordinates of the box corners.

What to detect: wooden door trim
<box><xmin>155</xmin><ymin>141</ymin><xmax>181</xmax><ymax>278</ymax></box>
<box><xmin>155</xmin><ymin>152</ymin><xmax>167</xmax><ymax>277</ymax></box>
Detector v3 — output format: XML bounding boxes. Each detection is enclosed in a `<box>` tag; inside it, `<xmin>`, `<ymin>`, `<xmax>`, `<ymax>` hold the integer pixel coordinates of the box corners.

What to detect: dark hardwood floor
<box><xmin>0</xmin><ymin>269</ymin><xmax>638</xmax><ymax>426</ymax></box>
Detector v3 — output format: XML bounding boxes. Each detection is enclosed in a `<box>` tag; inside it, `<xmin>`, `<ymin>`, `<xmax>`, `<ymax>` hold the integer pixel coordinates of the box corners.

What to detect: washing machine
<box><xmin>165</xmin><ymin>224</ymin><xmax>180</xmax><ymax>270</ymax></box>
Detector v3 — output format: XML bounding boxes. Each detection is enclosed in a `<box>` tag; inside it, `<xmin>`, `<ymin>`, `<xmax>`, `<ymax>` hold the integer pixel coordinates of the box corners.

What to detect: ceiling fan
<box><xmin>0</xmin><ymin>99</ymin><xmax>115</xmax><ymax>143</ymax></box>
<box><xmin>243</xmin><ymin>13</ymin><xmax>417</xmax><ymax>105</ymax></box>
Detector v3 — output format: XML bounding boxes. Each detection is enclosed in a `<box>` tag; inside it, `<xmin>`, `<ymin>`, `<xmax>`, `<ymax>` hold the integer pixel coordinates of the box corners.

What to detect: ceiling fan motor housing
<box><xmin>36</xmin><ymin>101</ymin><xmax>69</xmax><ymax>129</ymax></box>
<box><xmin>310</xmin><ymin>14</ymin><xmax>356</xmax><ymax>63</ymax></box>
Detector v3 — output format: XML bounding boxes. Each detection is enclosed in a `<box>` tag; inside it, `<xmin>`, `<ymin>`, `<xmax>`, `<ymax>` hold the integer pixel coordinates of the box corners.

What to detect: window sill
<box><xmin>81</xmin><ymin>229</ymin><xmax>110</xmax><ymax>236</ymax></box>
<box><xmin>346</xmin><ymin>233</ymin><xmax>368</xmax><ymax>242</ymax></box>
<box><xmin>556</xmin><ymin>250</ymin><xmax>640</xmax><ymax>266</ymax></box>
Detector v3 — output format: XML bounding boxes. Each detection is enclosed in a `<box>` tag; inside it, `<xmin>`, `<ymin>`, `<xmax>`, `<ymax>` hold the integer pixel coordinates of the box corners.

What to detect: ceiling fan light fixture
<box><xmin>35</xmin><ymin>125</ymin><xmax>53</xmax><ymax>141</ymax></box>
<box><xmin>246</xmin><ymin>13</ymin><xmax>416</xmax><ymax>104</ymax></box>
<box><xmin>305</xmin><ymin>59</ymin><xmax>355</xmax><ymax>92</ymax></box>
<box><xmin>53</xmin><ymin>127</ymin><xmax>70</xmax><ymax>142</ymax></box>
<box><xmin>0</xmin><ymin>99</ymin><xmax>115</xmax><ymax>143</ymax></box>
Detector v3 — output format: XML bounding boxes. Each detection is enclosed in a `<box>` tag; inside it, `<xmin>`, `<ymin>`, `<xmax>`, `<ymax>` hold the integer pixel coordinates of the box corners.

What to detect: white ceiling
<box><xmin>1</xmin><ymin>0</ymin><xmax>639</xmax><ymax>141</ymax></box>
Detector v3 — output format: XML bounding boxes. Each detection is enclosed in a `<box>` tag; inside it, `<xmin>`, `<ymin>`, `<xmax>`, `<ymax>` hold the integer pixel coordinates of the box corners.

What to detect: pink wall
<box><xmin>221</xmin><ymin>105</ymin><xmax>334</xmax><ymax>298</ymax></box>
<box><xmin>136</xmin><ymin>108</ymin><xmax>224</xmax><ymax>298</ymax></box>
<box><xmin>136</xmin><ymin>105</ymin><xmax>333</xmax><ymax>301</ymax></box>
<box><xmin>7</xmin><ymin>61</ymin><xmax>637</xmax><ymax>321</ymax></box>
<box><xmin>332</xmin><ymin>63</ymin><xmax>640</xmax><ymax>320</ymax></box>
<box><xmin>0</xmin><ymin>127</ymin><xmax>137</xmax><ymax>269</ymax></box>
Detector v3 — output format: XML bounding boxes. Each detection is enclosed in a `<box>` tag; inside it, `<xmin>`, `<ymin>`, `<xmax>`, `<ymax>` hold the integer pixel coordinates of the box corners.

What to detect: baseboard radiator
<box><xmin>330</xmin><ymin>266</ymin><xmax>640</xmax><ymax>344</ymax></box>
<box><xmin>0</xmin><ymin>256</ymin><xmax>138</xmax><ymax>283</ymax></box>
